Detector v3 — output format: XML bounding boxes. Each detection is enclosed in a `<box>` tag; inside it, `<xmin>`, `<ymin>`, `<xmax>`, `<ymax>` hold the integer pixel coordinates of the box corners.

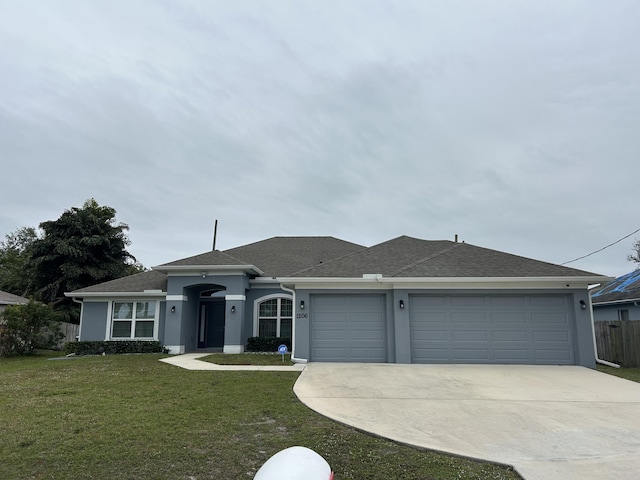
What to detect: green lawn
<box><xmin>0</xmin><ymin>353</ymin><xmax>520</xmax><ymax>480</ymax></box>
<box><xmin>597</xmin><ymin>365</ymin><xmax>640</xmax><ymax>383</ymax></box>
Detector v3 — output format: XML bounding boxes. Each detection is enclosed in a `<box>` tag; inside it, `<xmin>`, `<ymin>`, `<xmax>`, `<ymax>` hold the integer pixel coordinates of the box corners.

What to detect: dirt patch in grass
<box><xmin>199</xmin><ymin>352</ymin><xmax>294</xmax><ymax>366</ymax></box>
<box><xmin>0</xmin><ymin>353</ymin><xmax>521</xmax><ymax>480</ymax></box>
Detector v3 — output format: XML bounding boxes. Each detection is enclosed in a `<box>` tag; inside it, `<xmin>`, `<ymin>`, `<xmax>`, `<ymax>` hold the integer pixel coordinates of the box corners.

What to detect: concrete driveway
<box><xmin>293</xmin><ymin>364</ymin><xmax>640</xmax><ymax>480</ymax></box>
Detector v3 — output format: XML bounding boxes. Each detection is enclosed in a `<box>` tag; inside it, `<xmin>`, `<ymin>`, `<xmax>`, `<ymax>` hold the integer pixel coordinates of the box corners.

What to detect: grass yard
<box><xmin>597</xmin><ymin>365</ymin><xmax>640</xmax><ymax>383</ymax></box>
<box><xmin>0</xmin><ymin>353</ymin><xmax>520</xmax><ymax>480</ymax></box>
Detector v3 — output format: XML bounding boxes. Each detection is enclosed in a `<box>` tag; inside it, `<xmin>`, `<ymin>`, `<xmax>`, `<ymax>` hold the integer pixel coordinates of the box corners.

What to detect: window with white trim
<box><xmin>111</xmin><ymin>301</ymin><xmax>157</xmax><ymax>339</ymax></box>
<box><xmin>257</xmin><ymin>298</ymin><xmax>292</xmax><ymax>339</ymax></box>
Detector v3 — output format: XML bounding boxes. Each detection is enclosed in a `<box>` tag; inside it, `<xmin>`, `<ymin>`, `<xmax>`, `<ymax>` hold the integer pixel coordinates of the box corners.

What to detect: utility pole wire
<box><xmin>561</xmin><ymin>227</ymin><xmax>640</xmax><ymax>265</ymax></box>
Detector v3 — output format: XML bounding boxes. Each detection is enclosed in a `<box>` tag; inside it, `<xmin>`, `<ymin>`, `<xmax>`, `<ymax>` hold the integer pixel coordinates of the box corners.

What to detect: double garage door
<box><xmin>410</xmin><ymin>294</ymin><xmax>575</xmax><ymax>364</ymax></box>
<box><xmin>309</xmin><ymin>293</ymin><xmax>575</xmax><ymax>364</ymax></box>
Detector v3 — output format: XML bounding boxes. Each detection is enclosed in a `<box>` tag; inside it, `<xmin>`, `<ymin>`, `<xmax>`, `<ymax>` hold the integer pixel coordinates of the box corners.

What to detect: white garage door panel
<box><xmin>311</xmin><ymin>294</ymin><xmax>386</xmax><ymax>362</ymax></box>
<box><xmin>410</xmin><ymin>295</ymin><xmax>575</xmax><ymax>365</ymax></box>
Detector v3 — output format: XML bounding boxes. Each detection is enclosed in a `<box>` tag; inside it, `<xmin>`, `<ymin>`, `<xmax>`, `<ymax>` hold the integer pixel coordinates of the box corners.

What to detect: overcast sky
<box><xmin>1</xmin><ymin>1</ymin><xmax>639</xmax><ymax>278</ymax></box>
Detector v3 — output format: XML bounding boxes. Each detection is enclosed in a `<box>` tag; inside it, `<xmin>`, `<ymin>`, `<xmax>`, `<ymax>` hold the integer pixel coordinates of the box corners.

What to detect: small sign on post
<box><xmin>278</xmin><ymin>344</ymin><xmax>288</xmax><ymax>362</ymax></box>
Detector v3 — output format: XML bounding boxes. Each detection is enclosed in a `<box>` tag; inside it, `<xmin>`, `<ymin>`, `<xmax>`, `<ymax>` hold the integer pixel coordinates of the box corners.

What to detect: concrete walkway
<box><xmin>294</xmin><ymin>363</ymin><xmax>640</xmax><ymax>480</ymax></box>
<box><xmin>159</xmin><ymin>353</ymin><xmax>306</xmax><ymax>371</ymax></box>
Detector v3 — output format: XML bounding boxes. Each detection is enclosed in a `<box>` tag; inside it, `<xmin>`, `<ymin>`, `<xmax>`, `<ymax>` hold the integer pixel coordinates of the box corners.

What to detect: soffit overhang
<box><xmin>152</xmin><ymin>264</ymin><xmax>264</xmax><ymax>276</ymax></box>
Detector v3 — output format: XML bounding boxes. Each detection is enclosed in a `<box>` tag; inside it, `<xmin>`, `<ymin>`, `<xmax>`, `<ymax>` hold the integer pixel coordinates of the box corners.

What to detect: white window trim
<box><xmin>106</xmin><ymin>300</ymin><xmax>160</xmax><ymax>341</ymax></box>
<box><xmin>253</xmin><ymin>293</ymin><xmax>293</xmax><ymax>337</ymax></box>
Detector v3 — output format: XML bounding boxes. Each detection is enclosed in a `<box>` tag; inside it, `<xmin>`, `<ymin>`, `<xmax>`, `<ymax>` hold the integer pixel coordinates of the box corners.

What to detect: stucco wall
<box><xmin>164</xmin><ymin>274</ymin><xmax>251</xmax><ymax>353</ymax></box>
<box><xmin>79</xmin><ymin>301</ymin><xmax>109</xmax><ymax>341</ymax></box>
<box><xmin>78</xmin><ymin>298</ymin><xmax>165</xmax><ymax>343</ymax></box>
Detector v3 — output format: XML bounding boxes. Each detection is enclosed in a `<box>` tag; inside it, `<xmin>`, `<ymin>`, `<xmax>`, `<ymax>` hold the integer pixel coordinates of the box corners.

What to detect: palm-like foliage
<box><xmin>26</xmin><ymin>199</ymin><xmax>139</xmax><ymax>317</ymax></box>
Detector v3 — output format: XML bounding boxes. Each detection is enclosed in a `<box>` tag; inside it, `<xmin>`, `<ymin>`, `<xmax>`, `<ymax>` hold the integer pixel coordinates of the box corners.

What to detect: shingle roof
<box><xmin>290</xmin><ymin>236</ymin><xmax>600</xmax><ymax>278</ymax></box>
<box><xmin>0</xmin><ymin>290</ymin><xmax>29</xmax><ymax>305</ymax></box>
<box><xmin>159</xmin><ymin>250</ymin><xmax>248</xmax><ymax>268</ymax></box>
<box><xmin>67</xmin><ymin>235</ymin><xmax>604</xmax><ymax>296</ymax></box>
<box><xmin>591</xmin><ymin>269</ymin><xmax>640</xmax><ymax>304</ymax></box>
<box><xmin>67</xmin><ymin>237</ymin><xmax>364</xmax><ymax>295</ymax></box>
<box><xmin>223</xmin><ymin>236</ymin><xmax>365</xmax><ymax>277</ymax></box>
<box><xmin>69</xmin><ymin>270</ymin><xmax>167</xmax><ymax>294</ymax></box>
<box><xmin>159</xmin><ymin>237</ymin><xmax>364</xmax><ymax>277</ymax></box>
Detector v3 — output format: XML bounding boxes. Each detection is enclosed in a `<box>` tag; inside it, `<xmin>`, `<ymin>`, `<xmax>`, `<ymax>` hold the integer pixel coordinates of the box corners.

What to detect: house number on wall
<box><xmin>296</xmin><ymin>313</ymin><xmax>308</xmax><ymax>319</ymax></box>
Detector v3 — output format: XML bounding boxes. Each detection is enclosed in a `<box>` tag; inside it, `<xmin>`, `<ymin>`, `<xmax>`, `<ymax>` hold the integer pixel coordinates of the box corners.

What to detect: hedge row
<box><xmin>63</xmin><ymin>338</ymin><xmax>288</xmax><ymax>355</ymax></box>
<box><xmin>63</xmin><ymin>340</ymin><xmax>164</xmax><ymax>355</ymax></box>
<box><xmin>246</xmin><ymin>337</ymin><xmax>291</xmax><ymax>352</ymax></box>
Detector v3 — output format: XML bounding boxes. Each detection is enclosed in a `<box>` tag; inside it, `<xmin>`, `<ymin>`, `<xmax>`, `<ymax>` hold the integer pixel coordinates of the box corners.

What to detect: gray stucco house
<box><xmin>591</xmin><ymin>269</ymin><xmax>640</xmax><ymax>322</ymax></box>
<box><xmin>66</xmin><ymin>235</ymin><xmax>609</xmax><ymax>367</ymax></box>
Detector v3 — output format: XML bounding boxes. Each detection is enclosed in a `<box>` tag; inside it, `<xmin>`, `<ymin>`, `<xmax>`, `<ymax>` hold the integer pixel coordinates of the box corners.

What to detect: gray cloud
<box><xmin>1</xmin><ymin>0</ymin><xmax>639</xmax><ymax>277</ymax></box>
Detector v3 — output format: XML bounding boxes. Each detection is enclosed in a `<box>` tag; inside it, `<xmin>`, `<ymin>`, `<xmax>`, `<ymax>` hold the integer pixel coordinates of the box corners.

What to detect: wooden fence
<box><xmin>594</xmin><ymin>320</ymin><xmax>640</xmax><ymax>367</ymax></box>
<box><xmin>56</xmin><ymin>322</ymin><xmax>79</xmax><ymax>350</ymax></box>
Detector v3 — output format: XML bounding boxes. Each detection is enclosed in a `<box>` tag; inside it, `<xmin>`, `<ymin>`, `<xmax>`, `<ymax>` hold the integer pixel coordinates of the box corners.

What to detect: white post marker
<box><xmin>278</xmin><ymin>344</ymin><xmax>288</xmax><ymax>362</ymax></box>
<box><xmin>253</xmin><ymin>446</ymin><xmax>334</xmax><ymax>480</ymax></box>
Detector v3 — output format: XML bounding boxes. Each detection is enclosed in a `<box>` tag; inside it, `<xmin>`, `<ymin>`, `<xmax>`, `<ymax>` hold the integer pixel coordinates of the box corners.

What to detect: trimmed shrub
<box><xmin>63</xmin><ymin>340</ymin><xmax>164</xmax><ymax>356</ymax></box>
<box><xmin>246</xmin><ymin>336</ymin><xmax>291</xmax><ymax>352</ymax></box>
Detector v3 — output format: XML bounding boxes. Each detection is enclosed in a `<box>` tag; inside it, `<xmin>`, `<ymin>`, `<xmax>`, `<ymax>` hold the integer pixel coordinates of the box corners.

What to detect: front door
<box><xmin>197</xmin><ymin>300</ymin><xmax>225</xmax><ymax>348</ymax></box>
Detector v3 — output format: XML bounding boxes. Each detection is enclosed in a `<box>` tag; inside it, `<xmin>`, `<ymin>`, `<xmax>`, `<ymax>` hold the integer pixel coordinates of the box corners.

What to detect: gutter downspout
<box><xmin>588</xmin><ymin>291</ymin><xmax>620</xmax><ymax>368</ymax></box>
<box><xmin>280</xmin><ymin>284</ymin><xmax>307</xmax><ymax>364</ymax></box>
<box><xmin>71</xmin><ymin>297</ymin><xmax>83</xmax><ymax>341</ymax></box>
<box><xmin>280</xmin><ymin>274</ymin><xmax>384</xmax><ymax>364</ymax></box>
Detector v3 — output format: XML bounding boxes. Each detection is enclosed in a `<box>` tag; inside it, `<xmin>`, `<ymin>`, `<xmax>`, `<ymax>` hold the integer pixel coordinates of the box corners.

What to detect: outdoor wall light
<box><xmin>399</xmin><ymin>299</ymin><xmax>405</xmax><ymax>309</ymax></box>
<box><xmin>231</xmin><ymin>305</ymin><xmax>236</xmax><ymax>313</ymax></box>
<box><xmin>300</xmin><ymin>300</ymin><xmax>305</xmax><ymax>310</ymax></box>
<box><xmin>170</xmin><ymin>306</ymin><xmax>176</xmax><ymax>313</ymax></box>
<box><xmin>580</xmin><ymin>300</ymin><xmax>587</xmax><ymax>310</ymax></box>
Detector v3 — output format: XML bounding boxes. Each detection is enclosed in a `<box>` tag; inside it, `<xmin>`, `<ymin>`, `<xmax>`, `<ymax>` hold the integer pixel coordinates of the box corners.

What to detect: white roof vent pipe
<box><xmin>362</xmin><ymin>274</ymin><xmax>383</xmax><ymax>280</ymax></box>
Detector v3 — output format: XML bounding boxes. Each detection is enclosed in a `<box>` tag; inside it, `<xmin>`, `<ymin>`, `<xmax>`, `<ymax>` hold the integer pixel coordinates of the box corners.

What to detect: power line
<box><xmin>561</xmin><ymin>227</ymin><xmax>640</xmax><ymax>265</ymax></box>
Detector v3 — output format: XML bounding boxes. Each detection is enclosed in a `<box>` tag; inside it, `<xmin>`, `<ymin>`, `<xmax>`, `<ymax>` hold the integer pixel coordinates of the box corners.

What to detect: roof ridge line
<box><xmin>287</xmin><ymin>245</ymin><xmax>368</xmax><ymax>276</ymax></box>
<box><xmin>217</xmin><ymin>250</ymin><xmax>250</xmax><ymax>265</ymax></box>
<box><xmin>389</xmin><ymin>242</ymin><xmax>464</xmax><ymax>277</ymax></box>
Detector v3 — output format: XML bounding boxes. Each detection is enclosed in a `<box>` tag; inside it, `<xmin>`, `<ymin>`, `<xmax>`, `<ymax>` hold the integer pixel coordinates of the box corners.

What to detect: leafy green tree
<box><xmin>629</xmin><ymin>239</ymin><xmax>640</xmax><ymax>266</ymax></box>
<box><xmin>0</xmin><ymin>301</ymin><xmax>63</xmax><ymax>357</ymax></box>
<box><xmin>0</xmin><ymin>227</ymin><xmax>39</xmax><ymax>296</ymax></box>
<box><xmin>28</xmin><ymin>199</ymin><xmax>139</xmax><ymax>315</ymax></box>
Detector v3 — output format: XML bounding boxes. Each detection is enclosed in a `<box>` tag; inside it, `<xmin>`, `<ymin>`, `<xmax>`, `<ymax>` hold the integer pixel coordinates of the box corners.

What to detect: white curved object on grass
<box><xmin>254</xmin><ymin>446</ymin><xmax>334</xmax><ymax>480</ymax></box>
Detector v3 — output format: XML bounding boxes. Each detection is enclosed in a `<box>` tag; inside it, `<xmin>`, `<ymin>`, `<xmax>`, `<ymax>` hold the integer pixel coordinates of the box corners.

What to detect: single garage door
<box><xmin>410</xmin><ymin>294</ymin><xmax>575</xmax><ymax>364</ymax></box>
<box><xmin>310</xmin><ymin>294</ymin><xmax>386</xmax><ymax>362</ymax></box>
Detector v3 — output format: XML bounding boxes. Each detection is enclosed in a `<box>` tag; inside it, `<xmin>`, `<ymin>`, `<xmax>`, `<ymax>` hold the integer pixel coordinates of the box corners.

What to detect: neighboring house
<box><xmin>591</xmin><ymin>269</ymin><xmax>640</xmax><ymax>322</ymax></box>
<box><xmin>65</xmin><ymin>235</ymin><xmax>609</xmax><ymax>367</ymax></box>
<box><xmin>0</xmin><ymin>290</ymin><xmax>28</xmax><ymax>317</ymax></box>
